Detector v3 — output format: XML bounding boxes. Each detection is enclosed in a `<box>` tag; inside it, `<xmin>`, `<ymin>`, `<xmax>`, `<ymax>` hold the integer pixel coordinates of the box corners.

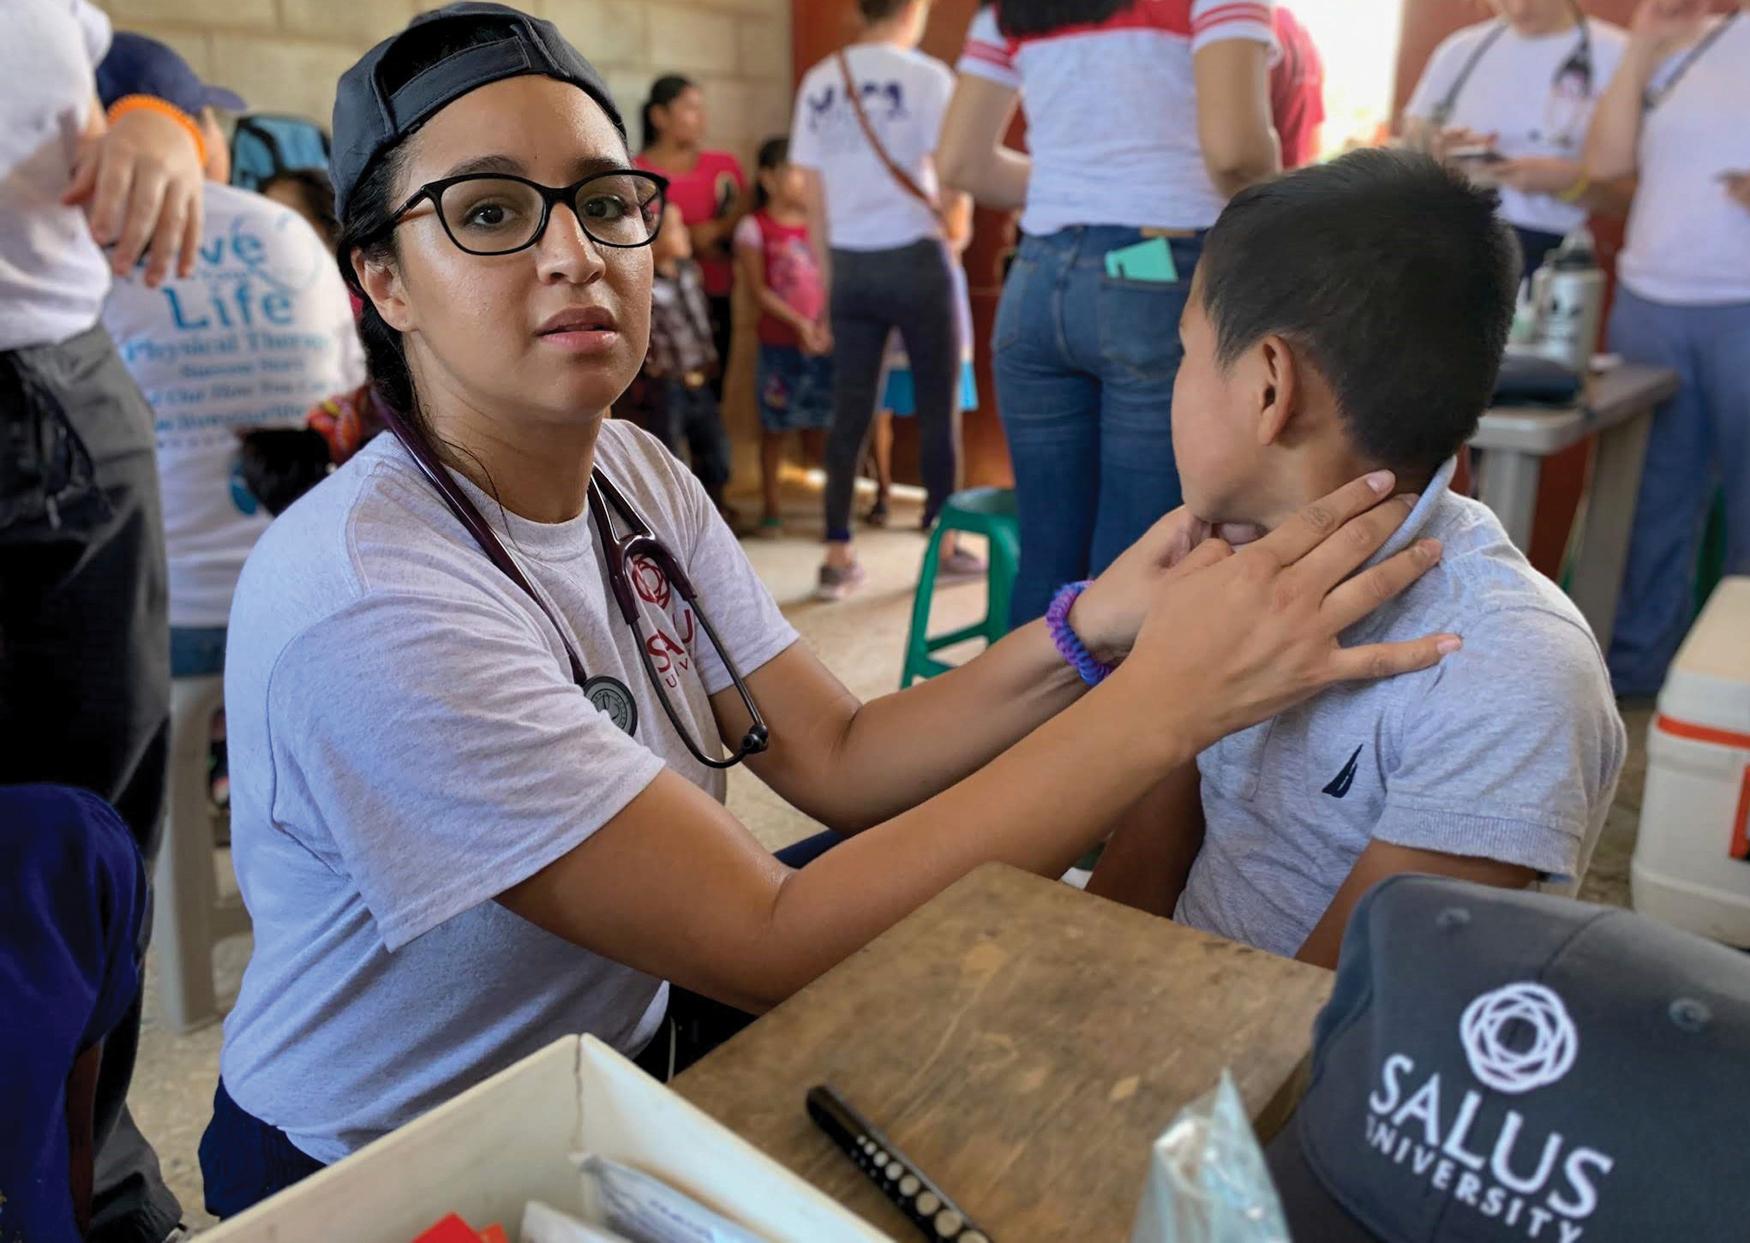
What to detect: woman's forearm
<box><xmin>756</xmin><ymin>668</ymin><xmax>1197</xmax><ymax>1006</ymax></box>
<box><xmin>506</xmin><ymin>663</ymin><xmax>1195</xmax><ymax>1016</ymax></box>
<box><xmin>1586</xmin><ymin>45</ymin><xmax>1655</xmax><ymax>181</ymax></box>
<box><xmin>938</xmin><ymin>75</ymin><xmax>1031</xmax><ymax>211</ymax></box>
<box><xmin>942</xmin><ymin>144</ymin><xmax>1031</xmax><ymax>211</ymax></box>
<box><xmin>1579</xmin><ymin>174</ymin><xmax>1637</xmax><ymax>217</ymax></box>
<box><xmin>1194</xmin><ymin>40</ymin><xmax>1281</xmax><ymax>199</ymax></box>
<box><xmin>771</xmin><ymin>621</ymin><xmax>1090</xmax><ymax>834</ymax></box>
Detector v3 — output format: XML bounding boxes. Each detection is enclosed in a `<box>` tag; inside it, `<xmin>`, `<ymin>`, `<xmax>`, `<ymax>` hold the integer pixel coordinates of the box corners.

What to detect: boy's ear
<box><xmin>1253</xmin><ymin>333</ymin><xmax>1301</xmax><ymax>449</ymax></box>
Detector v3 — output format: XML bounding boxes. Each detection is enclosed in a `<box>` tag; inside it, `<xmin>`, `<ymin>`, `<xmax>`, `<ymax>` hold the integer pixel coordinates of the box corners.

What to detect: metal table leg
<box><xmin>1566</xmin><ymin>407</ymin><xmax>1653</xmax><ymax>652</ymax></box>
<box><xmin>1475</xmin><ymin>447</ymin><xmax>1543</xmax><ymax>552</ymax></box>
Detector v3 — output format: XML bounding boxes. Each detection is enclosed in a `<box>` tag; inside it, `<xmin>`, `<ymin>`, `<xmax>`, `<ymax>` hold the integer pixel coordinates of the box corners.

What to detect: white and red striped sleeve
<box><xmin>957</xmin><ymin>7</ymin><xmax>1021</xmax><ymax>90</ymax></box>
<box><xmin>1189</xmin><ymin>0</ymin><xmax>1277</xmax><ymax>56</ymax></box>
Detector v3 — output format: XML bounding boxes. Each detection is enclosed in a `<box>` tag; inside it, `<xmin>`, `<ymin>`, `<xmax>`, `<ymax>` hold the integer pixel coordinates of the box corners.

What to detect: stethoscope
<box><xmin>380</xmin><ymin>403</ymin><xmax>770</xmax><ymax>771</ymax></box>
<box><xmin>1431</xmin><ymin>3</ymin><xmax>1596</xmax><ymax>151</ymax></box>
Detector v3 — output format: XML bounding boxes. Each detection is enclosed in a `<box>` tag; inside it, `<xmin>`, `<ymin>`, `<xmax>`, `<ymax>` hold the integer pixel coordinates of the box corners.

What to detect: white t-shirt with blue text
<box><xmin>102</xmin><ymin>181</ymin><xmax>364</xmax><ymax>627</ymax></box>
<box><xmin>1177</xmin><ymin>462</ymin><xmax>1626</xmax><ymax>958</ymax></box>
<box><xmin>219</xmin><ymin>421</ymin><xmax>798</xmax><ymax>1162</ymax></box>
<box><xmin>789</xmin><ymin>42</ymin><xmax>954</xmax><ymax>251</ymax></box>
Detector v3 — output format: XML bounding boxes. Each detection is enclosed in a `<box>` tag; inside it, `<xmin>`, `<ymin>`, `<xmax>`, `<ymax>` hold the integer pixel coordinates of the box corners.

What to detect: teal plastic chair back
<box><xmin>901</xmin><ymin>488</ymin><xmax>1020</xmax><ymax>688</ymax></box>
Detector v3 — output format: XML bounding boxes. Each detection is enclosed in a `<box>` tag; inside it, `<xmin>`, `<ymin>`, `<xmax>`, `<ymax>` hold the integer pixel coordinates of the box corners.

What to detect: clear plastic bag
<box><xmin>1128</xmin><ymin>1071</ymin><xmax>1291</xmax><ymax>1243</ymax></box>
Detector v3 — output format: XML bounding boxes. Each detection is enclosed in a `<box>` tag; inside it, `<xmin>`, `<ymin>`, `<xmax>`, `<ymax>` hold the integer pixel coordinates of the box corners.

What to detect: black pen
<box><xmin>805</xmin><ymin>1084</ymin><xmax>994</xmax><ymax>1243</ymax></box>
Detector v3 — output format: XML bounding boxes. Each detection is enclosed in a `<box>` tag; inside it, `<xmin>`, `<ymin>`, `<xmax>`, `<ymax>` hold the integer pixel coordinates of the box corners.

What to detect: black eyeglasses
<box><xmin>390</xmin><ymin>169</ymin><xmax>669</xmax><ymax>255</ymax></box>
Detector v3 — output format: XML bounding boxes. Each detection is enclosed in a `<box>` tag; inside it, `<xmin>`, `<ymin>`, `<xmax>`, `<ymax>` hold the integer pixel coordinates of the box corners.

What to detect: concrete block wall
<box><xmin>95</xmin><ymin>0</ymin><xmax>796</xmax><ymax>169</ymax></box>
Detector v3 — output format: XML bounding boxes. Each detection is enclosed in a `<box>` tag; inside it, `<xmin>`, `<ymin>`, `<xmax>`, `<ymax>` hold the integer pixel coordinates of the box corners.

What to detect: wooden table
<box><xmin>673</xmin><ymin>865</ymin><xmax>1333</xmax><ymax>1242</ymax></box>
<box><xmin>1470</xmin><ymin>362</ymin><xmax>1678</xmax><ymax>651</ymax></box>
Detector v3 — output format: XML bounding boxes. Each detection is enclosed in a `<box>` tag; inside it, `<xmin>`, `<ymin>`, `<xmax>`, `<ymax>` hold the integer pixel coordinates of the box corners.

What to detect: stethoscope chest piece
<box><xmin>583</xmin><ymin>675</ymin><xmax>638</xmax><ymax>736</ymax></box>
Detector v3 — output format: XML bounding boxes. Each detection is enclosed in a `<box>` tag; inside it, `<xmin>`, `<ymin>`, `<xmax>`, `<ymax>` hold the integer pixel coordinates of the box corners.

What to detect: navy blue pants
<box><xmin>1606</xmin><ymin>288</ymin><xmax>1750</xmax><ymax>695</ymax></box>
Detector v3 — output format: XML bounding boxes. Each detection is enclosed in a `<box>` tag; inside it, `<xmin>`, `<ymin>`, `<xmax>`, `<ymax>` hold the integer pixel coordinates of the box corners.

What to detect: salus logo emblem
<box><xmin>1460</xmin><ymin>982</ymin><xmax>1579</xmax><ymax>1096</ymax></box>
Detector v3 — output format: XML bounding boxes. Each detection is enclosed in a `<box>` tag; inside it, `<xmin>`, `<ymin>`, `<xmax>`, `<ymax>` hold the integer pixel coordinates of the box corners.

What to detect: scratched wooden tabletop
<box><xmin>673</xmin><ymin>863</ymin><xmax>1334</xmax><ymax>1241</ymax></box>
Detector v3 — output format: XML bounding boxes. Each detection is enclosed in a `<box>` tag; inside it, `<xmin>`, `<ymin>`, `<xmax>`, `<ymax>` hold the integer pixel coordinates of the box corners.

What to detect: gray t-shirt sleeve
<box><xmin>268</xmin><ymin>590</ymin><xmax>667</xmax><ymax>953</ymax></box>
<box><xmin>1372</xmin><ymin>606</ymin><xmax>1624</xmax><ymax>882</ymax></box>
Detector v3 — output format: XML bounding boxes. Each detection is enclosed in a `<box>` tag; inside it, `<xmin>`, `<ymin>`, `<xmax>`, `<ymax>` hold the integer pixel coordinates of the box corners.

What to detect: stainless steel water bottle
<box><xmin>1529</xmin><ymin>226</ymin><xmax>1606</xmax><ymax>375</ymax></box>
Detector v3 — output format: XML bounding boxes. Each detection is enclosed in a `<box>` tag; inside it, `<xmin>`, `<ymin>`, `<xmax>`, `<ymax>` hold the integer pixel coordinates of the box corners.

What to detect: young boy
<box><xmin>1089</xmin><ymin>149</ymin><xmax>1626</xmax><ymax>967</ymax></box>
<box><xmin>622</xmin><ymin>203</ymin><xmax>736</xmax><ymax>524</ymax></box>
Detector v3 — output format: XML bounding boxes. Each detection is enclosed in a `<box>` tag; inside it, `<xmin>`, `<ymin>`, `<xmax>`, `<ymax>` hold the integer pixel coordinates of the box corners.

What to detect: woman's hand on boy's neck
<box><xmin>1249</xmin><ymin>451</ymin><xmax>1435</xmax><ymax>534</ymax></box>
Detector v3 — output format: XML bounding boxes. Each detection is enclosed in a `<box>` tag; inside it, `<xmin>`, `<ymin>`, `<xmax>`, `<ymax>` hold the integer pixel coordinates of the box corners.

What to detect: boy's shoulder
<box><xmin>1355</xmin><ymin>489</ymin><xmax>1599</xmax><ymax>662</ymax></box>
<box><xmin>1201</xmin><ymin>487</ymin><xmax>1620</xmax><ymax>803</ymax></box>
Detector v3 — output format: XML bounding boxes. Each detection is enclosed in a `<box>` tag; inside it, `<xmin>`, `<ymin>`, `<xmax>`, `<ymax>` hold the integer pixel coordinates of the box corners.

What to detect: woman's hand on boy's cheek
<box><xmin>1071</xmin><ymin>507</ymin><xmax>1261</xmax><ymax>667</ymax></box>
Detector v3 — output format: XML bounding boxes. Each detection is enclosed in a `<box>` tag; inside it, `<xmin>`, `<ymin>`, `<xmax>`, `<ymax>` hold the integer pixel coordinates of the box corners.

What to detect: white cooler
<box><xmin>1632</xmin><ymin>577</ymin><xmax>1750</xmax><ymax>946</ymax></box>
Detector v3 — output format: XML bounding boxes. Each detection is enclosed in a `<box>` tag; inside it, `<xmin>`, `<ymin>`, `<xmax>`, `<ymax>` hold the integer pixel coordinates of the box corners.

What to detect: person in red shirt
<box><xmin>634</xmin><ymin>75</ymin><xmax>748</xmax><ymax>400</ymax></box>
<box><xmin>1271</xmin><ymin>6</ymin><xmax>1326</xmax><ymax>169</ymax></box>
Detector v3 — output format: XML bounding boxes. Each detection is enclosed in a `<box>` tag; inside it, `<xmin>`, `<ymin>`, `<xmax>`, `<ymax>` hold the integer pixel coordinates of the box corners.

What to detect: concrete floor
<box><xmin>126</xmin><ymin>483</ymin><xmax>1651</xmax><ymax>1228</ymax></box>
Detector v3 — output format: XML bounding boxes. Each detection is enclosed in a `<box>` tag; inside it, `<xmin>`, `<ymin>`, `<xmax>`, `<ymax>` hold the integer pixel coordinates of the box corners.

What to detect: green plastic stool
<box><xmin>900</xmin><ymin>487</ymin><xmax>1020</xmax><ymax>688</ymax></box>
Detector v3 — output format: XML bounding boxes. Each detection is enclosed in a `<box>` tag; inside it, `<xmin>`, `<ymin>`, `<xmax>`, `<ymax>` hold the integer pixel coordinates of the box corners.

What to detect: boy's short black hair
<box><xmin>1197</xmin><ymin>148</ymin><xmax>1518</xmax><ymax>474</ymax></box>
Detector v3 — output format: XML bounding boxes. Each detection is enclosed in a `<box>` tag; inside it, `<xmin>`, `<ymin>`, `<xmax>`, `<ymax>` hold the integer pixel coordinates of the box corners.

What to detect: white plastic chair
<box><xmin>152</xmin><ymin>673</ymin><xmax>250</xmax><ymax>1033</ymax></box>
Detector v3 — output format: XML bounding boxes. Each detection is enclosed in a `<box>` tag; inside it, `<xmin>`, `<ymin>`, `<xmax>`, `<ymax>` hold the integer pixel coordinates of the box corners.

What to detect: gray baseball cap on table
<box><xmin>1267</xmin><ymin>875</ymin><xmax>1750</xmax><ymax>1242</ymax></box>
<box><xmin>329</xmin><ymin>2</ymin><xmax>624</xmax><ymax>220</ymax></box>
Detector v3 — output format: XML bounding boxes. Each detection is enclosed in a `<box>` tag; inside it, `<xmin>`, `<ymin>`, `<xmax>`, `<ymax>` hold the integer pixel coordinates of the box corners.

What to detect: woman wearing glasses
<box><xmin>1584</xmin><ymin>0</ymin><xmax>1750</xmax><ymax>696</ymax></box>
<box><xmin>1403</xmin><ymin>0</ymin><xmax>1630</xmax><ymax>276</ymax></box>
<box><xmin>200</xmin><ymin>4</ymin><xmax>1456</xmax><ymax>1214</ymax></box>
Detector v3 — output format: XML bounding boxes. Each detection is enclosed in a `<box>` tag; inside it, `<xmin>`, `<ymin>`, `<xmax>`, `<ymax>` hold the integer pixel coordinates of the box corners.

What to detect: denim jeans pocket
<box><xmin>1096</xmin><ymin>275</ymin><xmax>1191</xmax><ymax>383</ymax></box>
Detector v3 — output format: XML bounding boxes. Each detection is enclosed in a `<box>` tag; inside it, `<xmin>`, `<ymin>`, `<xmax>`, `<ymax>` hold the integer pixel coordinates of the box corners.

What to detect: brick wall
<box><xmin>95</xmin><ymin>0</ymin><xmax>796</xmax><ymax>170</ymax></box>
<box><xmin>95</xmin><ymin>0</ymin><xmax>795</xmax><ymax>485</ymax></box>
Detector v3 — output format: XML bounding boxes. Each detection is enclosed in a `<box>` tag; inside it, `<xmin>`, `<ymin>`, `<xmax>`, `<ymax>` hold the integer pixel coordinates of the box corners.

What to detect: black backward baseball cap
<box><xmin>330</xmin><ymin>2</ymin><xmax>623</xmax><ymax>221</ymax></box>
<box><xmin>1266</xmin><ymin>874</ymin><xmax>1750</xmax><ymax>1242</ymax></box>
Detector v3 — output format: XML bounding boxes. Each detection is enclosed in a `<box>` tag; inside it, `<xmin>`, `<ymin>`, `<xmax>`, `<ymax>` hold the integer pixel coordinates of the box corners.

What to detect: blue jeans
<box><xmin>1607</xmin><ymin>288</ymin><xmax>1750</xmax><ymax>696</ymax></box>
<box><xmin>993</xmin><ymin>226</ymin><xmax>1204</xmax><ymax>626</ymax></box>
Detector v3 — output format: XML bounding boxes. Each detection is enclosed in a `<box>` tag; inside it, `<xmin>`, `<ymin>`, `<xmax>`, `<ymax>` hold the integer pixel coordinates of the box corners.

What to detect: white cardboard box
<box><xmin>203</xmin><ymin>1036</ymin><xmax>894</xmax><ymax>1242</ymax></box>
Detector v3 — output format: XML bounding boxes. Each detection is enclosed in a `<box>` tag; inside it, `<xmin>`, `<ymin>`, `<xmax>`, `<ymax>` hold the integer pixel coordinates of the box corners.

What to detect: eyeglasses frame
<box><xmin>388</xmin><ymin>168</ymin><xmax>670</xmax><ymax>256</ymax></box>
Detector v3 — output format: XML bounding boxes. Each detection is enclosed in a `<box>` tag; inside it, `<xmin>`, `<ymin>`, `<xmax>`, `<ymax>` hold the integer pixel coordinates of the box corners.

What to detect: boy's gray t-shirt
<box><xmin>219</xmin><ymin>421</ymin><xmax>798</xmax><ymax>1163</ymax></box>
<box><xmin>1176</xmin><ymin>463</ymin><xmax>1626</xmax><ymax>958</ymax></box>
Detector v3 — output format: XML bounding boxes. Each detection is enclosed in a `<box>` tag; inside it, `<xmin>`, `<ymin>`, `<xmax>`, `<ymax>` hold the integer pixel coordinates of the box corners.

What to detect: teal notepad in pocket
<box><xmin>1104</xmin><ymin>237</ymin><xmax>1180</xmax><ymax>283</ymax></box>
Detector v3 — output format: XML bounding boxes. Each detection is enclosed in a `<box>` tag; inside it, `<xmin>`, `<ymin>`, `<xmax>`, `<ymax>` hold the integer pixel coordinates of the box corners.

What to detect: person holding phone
<box><xmin>1584</xmin><ymin>0</ymin><xmax>1750</xmax><ymax>697</ymax></box>
<box><xmin>1402</xmin><ymin>0</ymin><xmax>1631</xmax><ymax>277</ymax></box>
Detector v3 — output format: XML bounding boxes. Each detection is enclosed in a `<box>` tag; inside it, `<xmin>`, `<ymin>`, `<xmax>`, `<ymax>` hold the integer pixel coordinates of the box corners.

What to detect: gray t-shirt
<box><xmin>219</xmin><ymin>421</ymin><xmax>798</xmax><ymax>1162</ymax></box>
<box><xmin>1176</xmin><ymin>462</ymin><xmax>1626</xmax><ymax>958</ymax></box>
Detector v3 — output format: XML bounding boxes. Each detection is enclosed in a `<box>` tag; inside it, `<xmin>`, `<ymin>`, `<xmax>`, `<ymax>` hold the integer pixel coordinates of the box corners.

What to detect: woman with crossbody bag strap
<box><xmin>789</xmin><ymin>0</ymin><xmax>977</xmax><ymax>602</ymax></box>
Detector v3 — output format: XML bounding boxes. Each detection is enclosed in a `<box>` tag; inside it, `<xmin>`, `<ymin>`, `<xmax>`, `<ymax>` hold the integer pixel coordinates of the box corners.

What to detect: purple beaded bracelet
<box><xmin>1046</xmin><ymin>580</ymin><xmax>1114</xmax><ymax>687</ymax></box>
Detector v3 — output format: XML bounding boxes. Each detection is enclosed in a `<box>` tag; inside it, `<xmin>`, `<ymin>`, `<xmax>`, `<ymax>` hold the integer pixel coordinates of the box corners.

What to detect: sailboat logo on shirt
<box><xmin>1322</xmin><ymin>744</ymin><xmax>1365</xmax><ymax>798</ymax></box>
